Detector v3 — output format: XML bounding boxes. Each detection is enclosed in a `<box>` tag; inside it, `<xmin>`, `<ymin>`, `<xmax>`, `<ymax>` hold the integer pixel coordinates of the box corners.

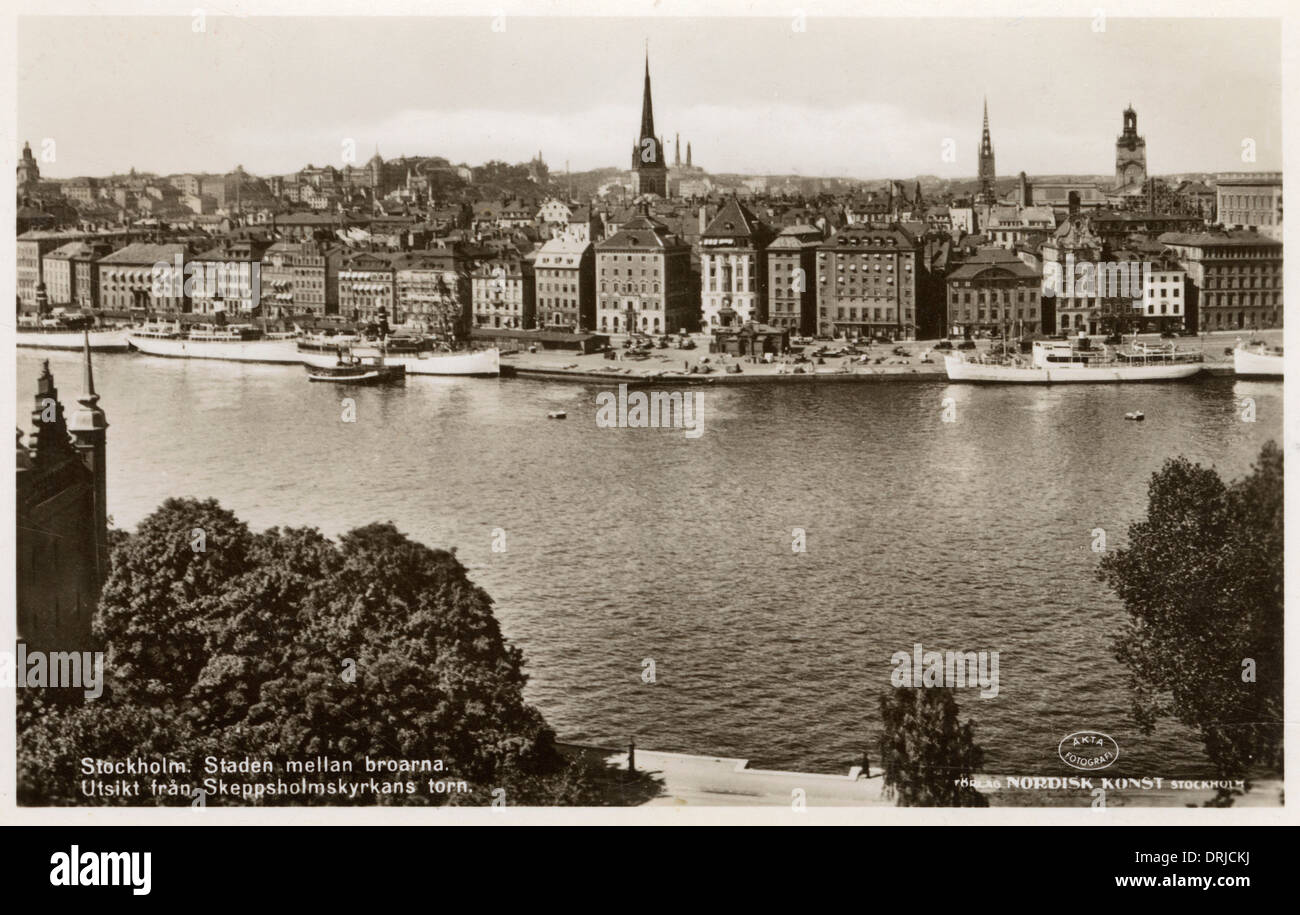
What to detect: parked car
<box><xmin>958</xmin><ymin>340</ymin><xmax>976</xmax><ymax>350</ymax></box>
<box><xmin>934</xmin><ymin>340</ymin><xmax>953</xmax><ymax>351</ymax></box>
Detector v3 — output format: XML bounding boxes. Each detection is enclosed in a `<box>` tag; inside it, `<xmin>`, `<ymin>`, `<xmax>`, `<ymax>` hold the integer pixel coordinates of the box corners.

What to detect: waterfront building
<box><xmin>815</xmin><ymin>225</ymin><xmax>920</xmax><ymax>339</ymax></box>
<box><xmin>595</xmin><ymin>211</ymin><xmax>694</xmax><ymax>334</ymax></box>
<box><xmin>472</xmin><ymin>257</ymin><xmax>535</xmax><ymax>329</ymax></box>
<box><xmin>1159</xmin><ymin>228</ymin><xmax>1283</xmax><ymax>331</ymax></box>
<box><xmin>393</xmin><ymin>252</ymin><xmax>471</xmax><ymax>336</ymax></box>
<box><xmin>16</xmin><ymin>342</ymin><xmax>108</xmax><ymax>654</ymax></box>
<box><xmin>700</xmin><ymin>198</ymin><xmax>774</xmax><ymax>329</ymax></box>
<box><xmin>945</xmin><ymin>248</ymin><xmax>1043</xmax><ymax>337</ymax></box>
<box><xmin>1216</xmin><ymin>172</ymin><xmax>1282</xmax><ymax>240</ymax></box>
<box><xmin>1040</xmin><ymin>216</ymin><xmax>1117</xmax><ymax>335</ymax></box>
<box><xmin>338</xmin><ymin>251</ymin><xmax>396</xmax><ymax>324</ymax></box>
<box><xmin>97</xmin><ymin>243</ymin><xmax>190</xmax><ymax>315</ymax></box>
<box><xmin>629</xmin><ymin>54</ymin><xmax>669</xmax><ymax>198</ymax></box>
<box><xmin>260</xmin><ymin>240</ymin><xmax>344</xmax><ymax>318</ymax></box>
<box><xmin>41</xmin><ymin>241</ymin><xmax>111</xmax><ymax>309</ymax></box>
<box><xmin>18</xmin><ymin>231</ymin><xmax>76</xmax><ymax>309</ymax></box>
<box><xmin>189</xmin><ymin>238</ymin><xmax>271</xmax><ymax>316</ymax></box>
<box><xmin>534</xmin><ymin>236</ymin><xmax>596</xmax><ymax>330</ymax></box>
<box><xmin>1136</xmin><ymin>254</ymin><xmax>1187</xmax><ymax>333</ymax></box>
<box><xmin>766</xmin><ymin>225</ymin><xmax>823</xmax><ymax>335</ymax></box>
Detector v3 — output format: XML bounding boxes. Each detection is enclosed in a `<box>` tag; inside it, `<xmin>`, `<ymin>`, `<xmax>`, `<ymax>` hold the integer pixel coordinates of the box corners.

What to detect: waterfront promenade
<box><xmin>563</xmin><ymin>744</ymin><xmax>1284</xmax><ymax>808</ymax></box>
<box><xmin>503</xmin><ymin>329</ymin><xmax>1275</xmax><ymax>385</ymax></box>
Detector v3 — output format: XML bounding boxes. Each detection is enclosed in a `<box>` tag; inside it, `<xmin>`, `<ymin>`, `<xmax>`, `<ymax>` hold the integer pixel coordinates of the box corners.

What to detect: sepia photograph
<box><xmin>2</xmin><ymin>0</ymin><xmax>1293</xmax><ymax>847</ymax></box>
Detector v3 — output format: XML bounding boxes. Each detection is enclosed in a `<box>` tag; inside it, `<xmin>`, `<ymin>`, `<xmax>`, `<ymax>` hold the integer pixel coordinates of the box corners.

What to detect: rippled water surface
<box><xmin>18</xmin><ymin>350</ymin><xmax>1283</xmax><ymax>775</ymax></box>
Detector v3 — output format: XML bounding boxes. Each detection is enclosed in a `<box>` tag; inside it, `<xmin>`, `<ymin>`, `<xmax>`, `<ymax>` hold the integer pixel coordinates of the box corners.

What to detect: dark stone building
<box><xmin>16</xmin><ymin>338</ymin><xmax>109</xmax><ymax>654</ymax></box>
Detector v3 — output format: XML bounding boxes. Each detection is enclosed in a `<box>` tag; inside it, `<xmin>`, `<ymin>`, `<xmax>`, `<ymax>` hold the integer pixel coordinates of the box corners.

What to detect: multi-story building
<box><xmin>189</xmin><ymin>238</ymin><xmax>271</xmax><ymax>316</ymax></box>
<box><xmin>97</xmin><ymin>243</ymin><xmax>190</xmax><ymax>315</ymax></box>
<box><xmin>472</xmin><ymin>257</ymin><xmax>534</xmax><ymax>329</ymax></box>
<box><xmin>338</xmin><ymin>251</ymin><xmax>396</xmax><ymax>323</ymax></box>
<box><xmin>1040</xmin><ymin>216</ymin><xmax>1127</xmax><ymax>335</ymax></box>
<box><xmin>534</xmin><ymin>236</ymin><xmax>595</xmax><ymax>330</ymax></box>
<box><xmin>944</xmin><ymin>249</ymin><xmax>1043</xmax><ymax>337</ymax></box>
<box><xmin>595</xmin><ymin>212</ymin><xmax>694</xmax><ymax>335</ymax></box>
<box><xmin>42</xmin><ymin>241</ymin><xmax>111</xmax><ymax>308</ymax></box>
<box><xmin>766</xmin><ymin>225</ymin><xmax>822</xmax><ymax>335</ymax></box>
<box><xmin>700</xmin><ymin>198</ymin><xmax>774</xmax><ymax>329</ymax></box>
<box><xmin>260</xmin><ymin>240</ymin><xmax>343</xmax><ymax>318</ymax></box>
<box><xmin>1216</xmin><ymin>173</ymin><xmax>1282</xmax><ymax>240</ymax></box>
<box><xmin>18</xmin><ymin>231</ymin><xmax>76</xmax><ymax>309</ymax></box>
<box><xmin>815</xmin><ymin>225</ymin><xmax>920</xmax><ymax>339</ymax></box>
<box><xmin>1135</xmin><ymin>254</ymin><xmax>1187</xmax><ymax>333</ymax></box>
<box><xmin>393</xmin><ymin>253</ymin><xmax>471</xmax><ymax>337</ymax></box>
<box><xmin>1160</xmin><ymin>229</ymin><xmax>1283</xmax><ymax>331</ymax></box>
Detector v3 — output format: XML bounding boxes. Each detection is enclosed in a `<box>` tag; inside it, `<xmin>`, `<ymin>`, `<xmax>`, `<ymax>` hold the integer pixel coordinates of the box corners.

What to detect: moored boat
<box><xmin>17</xmin><ymin>325</ymin><xmax>129</xmax><ymax>352</ymax></box>
<box><xmin>301</xmin><ymin>343</ymin><xmax>500</xmax><ymax>376</ymax></box>
<box><xmin>128</xmin><ymin>322</ymin><xmax>301</xmax><ymax>364</ymax></box>
<box><xmin>1233</xmin><ymin>342</ymin><xmax>1283</xmax><ymax>377</ymax></box>
<box><xmin>945</xmin><ymin>338</ymin><xmax>1203</xmax><ymax>383</ymax></box>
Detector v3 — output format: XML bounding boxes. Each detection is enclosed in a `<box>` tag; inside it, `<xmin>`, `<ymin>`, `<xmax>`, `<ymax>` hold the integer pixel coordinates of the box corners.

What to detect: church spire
<box><xmin>640</xmin><ymin>51</ymin><xmax>656</xmax><ymax>141</ymax></box>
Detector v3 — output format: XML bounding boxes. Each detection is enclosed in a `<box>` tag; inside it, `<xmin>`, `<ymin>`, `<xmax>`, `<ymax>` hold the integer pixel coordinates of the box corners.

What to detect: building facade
<box><xmin>766</xmin><ymin>225</ymin><xmax>822</xmax><ymax>335</ymax></box>
<box><xmin>1160</xmin><ymin>229</ymin><xmax>1283</xmax><ymax>332</ymax></box>
<box><xmin>596</xmin><ymin>212</ymin><xmax>694</xmax><ymax>334</ymax></box>
<box><xmin>472</xmin><ymin>257</ymin><xmax>534</xmax><ymax>329</ymax></box>
<box><xmin>815</xmin><ymin>225</ymin><xmax>920</xmax><ymax>339</ymax></box>
<box><xmin>1216</xmin><ymin>173</ymin><xmax>1282</xmax><ymax>240</ymax></box>
<box><xmin>945</xmin><ymin>254</ymin><xmax>1043</xmax><ymax>337</ymax></box>
<box><xmin>261</xmin><ymin>240</ymin><xmax>342</xmax><ymax>318</ymax></box>
<box><xmin>700</xmin><ymin>198</ymin><xmax>773</xmax><ymax>329</ymax></box>
<box><xmin>97</xmin><ymin>243</ymin><xmax>190</xmax><ymax>315</ymax></box>
<box><xmin>534</xmin><ymin>236</ymin><xmax>596</xmax><ymax>330</ymax></box>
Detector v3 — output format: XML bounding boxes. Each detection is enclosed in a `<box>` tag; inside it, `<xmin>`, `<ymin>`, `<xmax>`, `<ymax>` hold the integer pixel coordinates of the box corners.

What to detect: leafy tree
<box><xmin>877</xmin><ymin>687</ymin><xmax>987</xmax><ymax>807</ymax></box>
<box><xmin>19</xmin><ymin>498</ymin><xmax>644</xmax><ymax>806</ymax></box>
<box><xmin>1099</xmin><ymin>442</ymin><xmax>1283</xmax><ymax>796</ymax></box>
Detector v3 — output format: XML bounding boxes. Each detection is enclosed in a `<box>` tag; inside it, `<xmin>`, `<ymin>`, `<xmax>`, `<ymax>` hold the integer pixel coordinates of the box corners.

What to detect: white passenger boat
<box><xmin>945</xmin><ymin>338</ymin><xmax>1203</xmax><ymax>383</ymax></box>
<box><xmin>1232</xmin><ymin>342</ymin><xmax>1283</xmax><ymax>378</ymax></box>
<box><xmin>127</xmin><ymin>322</ymin><xmax>301</xmax><ymax>364</ymax></box>
<box><xmin>16</xmin><ymin>325</ymin><xmax>129</xmax><ymax>352</ymax></box>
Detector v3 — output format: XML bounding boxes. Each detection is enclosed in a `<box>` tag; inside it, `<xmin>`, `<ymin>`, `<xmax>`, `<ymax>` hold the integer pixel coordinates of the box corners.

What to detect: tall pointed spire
<box><xmin>640</xmin><ymin>50</ymin><xmax>656</xmax><ymax>141</ymax></box>
<box><xmin>978</xmin><ymin>96</ymin><xmax>996</xmax><ymax>204</ymax></box>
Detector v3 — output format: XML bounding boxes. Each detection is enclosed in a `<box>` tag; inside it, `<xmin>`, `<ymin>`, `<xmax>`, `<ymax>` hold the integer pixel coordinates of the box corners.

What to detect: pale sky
<box><xmin>17</xmin><ymin>15</ymin><xmax>1282</xmax><ymax>180</ymax></box>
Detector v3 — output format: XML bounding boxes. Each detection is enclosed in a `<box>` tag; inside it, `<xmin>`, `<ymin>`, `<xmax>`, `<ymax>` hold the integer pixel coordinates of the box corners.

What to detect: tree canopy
<box><xmin>878</xmin><ymin>687</ymin><xmax>987</xmax><ymax>807</ymax></box>
<box><xmin>19</xmin><ymin>498</ymin><xmax>647</xmax><ymax>806</ymax></box>
<box><xmin>1099</xmin><ymin>441</ymin><xmax>1283</xmax><ymax>788</ymax></box>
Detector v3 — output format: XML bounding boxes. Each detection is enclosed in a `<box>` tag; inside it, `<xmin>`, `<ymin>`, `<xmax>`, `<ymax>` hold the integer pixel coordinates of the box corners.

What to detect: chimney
<box><xmin>699</xmin><ymin>205</ymin><xmax>708</xmax><ymax>235</ymax></box>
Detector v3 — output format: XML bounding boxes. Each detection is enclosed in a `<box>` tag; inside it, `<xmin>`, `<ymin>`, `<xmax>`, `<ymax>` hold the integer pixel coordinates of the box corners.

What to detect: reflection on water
<box><xmin>17</xmin><ymin>351</ymin><xmax>1283</xmax><ymax>775</ymax></box>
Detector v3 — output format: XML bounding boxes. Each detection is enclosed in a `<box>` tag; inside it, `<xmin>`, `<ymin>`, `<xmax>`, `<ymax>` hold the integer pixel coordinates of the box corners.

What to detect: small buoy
<box><xmin>547</xmin><ymin>411</ymin><xmax>567</xmax><ymax>420</ymax></box>
<box><xmin>1124</xmin><ymin>411</ymin><xmax>1145</xmax><ymax>422</ymax></box>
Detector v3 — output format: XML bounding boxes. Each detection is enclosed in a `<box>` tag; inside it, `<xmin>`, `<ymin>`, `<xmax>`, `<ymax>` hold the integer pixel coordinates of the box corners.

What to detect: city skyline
<box><xmin>18</xmin><ymin>15</ymin><xmax>1282</xmax><ymax>180</ymax></box>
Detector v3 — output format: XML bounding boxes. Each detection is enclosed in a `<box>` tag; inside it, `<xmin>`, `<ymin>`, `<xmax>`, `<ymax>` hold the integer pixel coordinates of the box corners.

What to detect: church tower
<box><xmin>16</xmin><ymin>140</ymin><xmax>40</xmax><ymax>186</ymax></box>
<box><xmin>630</xmin><ymin>52</ymin><xmax>668</xmax><ymax>198</ymax></box>
<box><xmin>977</xmin><ymin>98</ymin><xmax>996</xmax><ymax>204</ymax></box>
<box><xmin>1114</xmin><ymin>105</ymin><xmax>1147</xmax><ymax>189</ymax></box>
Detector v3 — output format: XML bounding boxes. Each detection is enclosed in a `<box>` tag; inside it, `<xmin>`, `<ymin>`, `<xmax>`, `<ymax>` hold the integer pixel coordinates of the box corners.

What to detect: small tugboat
<box><xmin>1124</xmin><ymin>411</ymin><xmax>1145</xmax><ymax>421</ymax></box>
<box><xmin>546</xmin><ymin>410</ymin><xmax>567</xmax><ymax>419</ymax></box>
<box><xmin>304</xmin><ymin>306</ymin><xmax>405</xmax><ymax>385</ymax></box>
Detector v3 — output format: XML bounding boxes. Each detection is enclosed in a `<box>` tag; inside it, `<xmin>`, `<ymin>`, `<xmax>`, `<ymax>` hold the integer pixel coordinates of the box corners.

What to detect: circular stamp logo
<box><xmin>1058</xmin><ymin>731</ymin><xmax>1120</xmax><ymax>771</ymax></box>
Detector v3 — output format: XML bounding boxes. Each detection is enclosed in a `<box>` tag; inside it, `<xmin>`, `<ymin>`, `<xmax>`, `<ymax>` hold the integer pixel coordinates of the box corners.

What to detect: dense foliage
<box><xmin>1100</xmin><ymin>442</ymin><xmax>1284</xmax><ymax>791</ymax></box>
<box><xmin>19</xmin><ymin>498</ymin><xmax>632</xmax><ymax>806</ymax></box>
<box><xmin>878</xmin><ymin>687</ymin><xmax>987</xmax><ymax>807</ymax></box>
